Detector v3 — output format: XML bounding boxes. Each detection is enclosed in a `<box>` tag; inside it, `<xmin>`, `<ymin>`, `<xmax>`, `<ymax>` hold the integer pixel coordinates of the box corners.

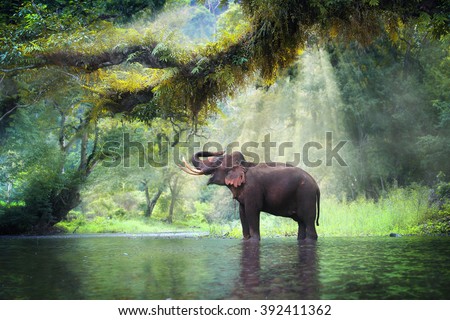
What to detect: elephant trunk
<box><xmin>191</xmin><ymin>151</ymin><xmax>224</xmax><ymax>171</ymax></box>
<box><xmin>191</xmin><ymin>151</ymin><xmax>205</xmax><ymax>170</ymax></box>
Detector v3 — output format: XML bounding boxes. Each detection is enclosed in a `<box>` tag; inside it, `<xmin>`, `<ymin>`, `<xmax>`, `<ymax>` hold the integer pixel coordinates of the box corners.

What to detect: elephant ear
<box><xmin>225</xmin><ymin>165</ymin><xmax>246</xmax><ymax>188</ymax></box>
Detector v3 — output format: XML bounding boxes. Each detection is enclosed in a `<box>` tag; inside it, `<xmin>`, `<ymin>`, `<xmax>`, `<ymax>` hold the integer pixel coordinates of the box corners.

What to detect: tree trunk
<box><xmin>167</xmin><ymin>175</ymin><xmax>180</xmax><ymax>224</ymax></box>
<box><xmin>79</xmin><ymin>129</ymin><xmax>88</xmax><ymax>171</ymax></box>
<box><xmin>48</xmin><ymin>119</ymin><xmax>98</xmax><ymax>226</ymax></box>
<box><xmin>145</xmin><ymin>186</ymin><xmax>163</xmax><ymax>218</ymax></box>
<box><xmin>51</xmin><ymin>186</ymin><xmax>82</xmax><ymax>223</ymax></box>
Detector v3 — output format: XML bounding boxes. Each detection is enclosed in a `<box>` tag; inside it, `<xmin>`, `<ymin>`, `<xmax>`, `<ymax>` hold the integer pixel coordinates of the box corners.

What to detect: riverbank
<box><xmin>56</xmin><ymin>216</ymin><xmax>205</xmax><ymax>235</ymax></box>
<box><xmin>0</xmin><ymin>231</ymin><xmax>210</xmax><ymax>239</ymax></box>
<box><xmin>2</xmin><ymin>186</ymin><xmax>447</xmax><ymax>237</ymax></box>
<box><xmin>53</xmin><ymin>189</ymin><xmax>448</xmax><ymax>238</ymax></box>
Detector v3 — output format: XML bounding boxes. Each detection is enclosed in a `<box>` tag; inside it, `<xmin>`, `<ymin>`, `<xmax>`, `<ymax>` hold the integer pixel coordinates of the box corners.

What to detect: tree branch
<box><xmin>3</xmin><ymin>0</ymin><xmax>447</xmax><ymax>123</ymax></box>
<box><xmin>0</xmin><ymin>104</ymin><xmax>20</xmax><ymax>122</ymax></box>
<box><xmin>86</xmin><ymin>121</ymin><xmax>100</xmax><ymax>174</ymax></box>
<box><xmin>0</xmin><ymin>65</ymin><xmax>41</xmax><ymax>74</ymax></box>
<box><xmin>41</xmin><ymin>44</ymin><xmax>182</xmax><ymax>72</ymax></box>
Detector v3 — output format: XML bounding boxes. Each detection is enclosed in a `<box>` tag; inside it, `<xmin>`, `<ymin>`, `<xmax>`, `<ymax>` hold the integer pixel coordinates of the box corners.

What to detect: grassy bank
<box><xmin>56</xmin><ymin>186</ymin><xmax>448</xmax><ymax>237</ymax></box>
<box><xmin>56</xmin><ymin>215</ymin><xmax>202</xmax><ymax>234</ymax></box>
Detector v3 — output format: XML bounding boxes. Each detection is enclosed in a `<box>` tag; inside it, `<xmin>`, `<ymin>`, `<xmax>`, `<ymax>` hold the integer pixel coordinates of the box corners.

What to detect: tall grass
<box><xmin>318</xmin><ymin>187</ymin><xmax>428</xmax><ymax>236</ymax></box>
<box><xmin>57</xmin><ymin>216</ymin><xmax>195</xmax><ymax>234</ymax></box>
<box><xmin>209</xmin><ymin>186</ymin><xmax>430</xmax><ymax>237</ymax></box>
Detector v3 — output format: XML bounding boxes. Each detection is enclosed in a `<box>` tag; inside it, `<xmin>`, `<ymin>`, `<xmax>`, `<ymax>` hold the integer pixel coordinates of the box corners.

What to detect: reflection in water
<box><xmin>0</xmin><ymin>238</ymin><xmax>84</xmax><ymax>299</ymax></box>
<box><xmin>0</xmin><ymin>236</ymin><xmax>449</xmax><ymax>299</ymax></box>
<box><xmin>235</xmin><ymin>241</ymin><xmax>261</xmax><ymax>298</ymax></box>
<box><xmin>295</xmin><ymin>242</ymin><xmax>319</xmax><ymax>299</ymax></box>
<box><xmin>232</xmin><ymin>241</ymin><xmax>319</xmax><ymax>299</ymax></box>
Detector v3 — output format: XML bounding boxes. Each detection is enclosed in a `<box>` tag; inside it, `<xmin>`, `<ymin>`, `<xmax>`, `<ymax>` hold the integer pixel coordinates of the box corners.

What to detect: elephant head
<box><xmin>180</xmin><ymin>151</ymin><xmax>247</xmax><ymax>188</ymax></box>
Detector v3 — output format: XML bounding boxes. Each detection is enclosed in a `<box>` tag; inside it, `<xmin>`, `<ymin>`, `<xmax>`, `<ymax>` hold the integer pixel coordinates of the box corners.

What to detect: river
<box><xmin>0</xmin><ymin>235</ymin><xmax>449</xmax><ymax>299</ymax></box>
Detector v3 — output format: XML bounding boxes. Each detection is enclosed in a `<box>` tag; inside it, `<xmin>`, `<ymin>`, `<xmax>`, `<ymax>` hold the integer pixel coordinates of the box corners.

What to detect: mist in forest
<box><xmin>205</xmin><ymin>37</ymin><xmax>448</xmax><ymax>200</ymax></box>
<box><xmin>205</xmin><ymin>48</ymin><xmax>347</xmax><ymax>196</ymax></box>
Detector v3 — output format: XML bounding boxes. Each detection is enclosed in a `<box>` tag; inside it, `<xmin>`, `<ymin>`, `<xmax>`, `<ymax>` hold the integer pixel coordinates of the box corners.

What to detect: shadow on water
<box><xmin>0</xmin><ymin>235</ymin><xmax>449</xmax><ymax>299</ymax></box>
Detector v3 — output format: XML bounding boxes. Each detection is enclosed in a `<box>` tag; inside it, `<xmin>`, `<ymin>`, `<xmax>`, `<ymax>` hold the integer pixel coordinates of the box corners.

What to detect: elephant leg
<box><xmin>239</xmin><ymin>203</ymin><xmax>250</xmax><ymax>240</ymax></box>
<box><xmin>297</xmin><ymin>220</ymin><xmax>307</xmax><ymax>240</ymax></box>
<box><xmin>306</xmin><ymin>222</ymin><xmax>318</xmax><ymax>240</ymax></box>
<box><xmin>298</xmin><ymin>197</ymin><xmax>318</xmax><ymax>241</ymax></box>
<box><xmin>245</xmin><ymin>207</ymin><xmax>261</xmax><ymax>241</ymax></box>
<box><xmin>304</xmin><ymin>209</ymin><xmax>318</xmax><ymax>240</ymax></box>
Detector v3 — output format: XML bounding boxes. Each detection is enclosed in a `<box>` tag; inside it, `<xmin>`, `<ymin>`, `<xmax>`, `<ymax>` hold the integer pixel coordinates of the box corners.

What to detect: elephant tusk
<box><xmin>183</xmin><ymin>157</ymin><xmax>204</xmax><ymax>174</ymax></box>
<box><xmin>178</xmin><ymin>165</ymin><xmax>202</xmax><ymax>175</ymax></box>
<box><xmin>179</xmin><ymin>157</ymin><xmax>204</xmax><ymax>175</ymax></box>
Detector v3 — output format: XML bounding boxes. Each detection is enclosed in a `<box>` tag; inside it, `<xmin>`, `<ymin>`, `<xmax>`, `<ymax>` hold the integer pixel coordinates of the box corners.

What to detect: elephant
<box><xmin>180</xmin><ymin>151</ymin><xmax>320</xmax><ymax>241</ymax></box>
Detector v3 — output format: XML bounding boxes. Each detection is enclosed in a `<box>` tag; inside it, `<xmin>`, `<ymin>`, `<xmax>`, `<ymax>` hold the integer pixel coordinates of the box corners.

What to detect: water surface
<box><xmin>0</xmin><ymin>235</ymin><xmax>448</xmax><ymax>299</ymax></box>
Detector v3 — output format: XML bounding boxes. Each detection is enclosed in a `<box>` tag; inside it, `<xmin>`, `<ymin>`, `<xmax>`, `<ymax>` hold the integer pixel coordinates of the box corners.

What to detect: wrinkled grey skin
<box><xmin>188</xmin><ymin>151</ymin><xmax>320</xmax><ymax>241</ymax></box>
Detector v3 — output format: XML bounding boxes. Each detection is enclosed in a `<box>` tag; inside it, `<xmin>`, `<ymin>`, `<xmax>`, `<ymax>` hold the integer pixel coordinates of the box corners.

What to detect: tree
<box><xmin>143</xmin><ymin>180</ymin><xmax>164</xmax><ymax>218</ymax></box>
<box><xmin>0</xmin><ymin>66</ymin><xmax>109</xmax><ymax>233</ymax></box>
<box><xmin>0</xmin><ymin>0</ymin><xmax>168</xmax><ymax>233</ymax></box>
<box><xmin>1</xmin><ymin>1</ymin><xmax>448</xmax><ymax>126</ymax></box>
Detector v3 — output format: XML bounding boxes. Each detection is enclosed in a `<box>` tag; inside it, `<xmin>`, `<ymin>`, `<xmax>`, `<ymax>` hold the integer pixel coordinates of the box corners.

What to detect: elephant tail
<box><xmin>316</xmin><ymin>189</ymin><xmax>320</xmax><ymax>226</ymax></box>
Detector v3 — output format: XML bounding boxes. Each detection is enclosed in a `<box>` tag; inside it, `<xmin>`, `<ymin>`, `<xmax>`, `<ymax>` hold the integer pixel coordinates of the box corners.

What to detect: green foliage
<box><xmin>420</xmin><ymin>203</ymin><xmax>450</xmax><ymax>235</ymax></box>
<box><xmin>216</xmin><ymin>2</ymin><xmax>248</xmax><ymax>36</ymax></box>
<box><xmin>320</xmin><ymin>186</ymin><xmax>428</xmax><ymax>236</ymax></box>
<box><xmin>436</xmin><ymin>181</ymin><xmax>450</xmax><ymax>201</ymax></box>
<box><xmin>164</xmin><ymin>0</ymin><xmax>191</xmax><ymax>11</ymax></box>
<box><xmin>57</xmin><ymin>215</ymin><xmax>192</xmax><ymax>234</ymax></box>
<box><xmin>0</xmin><ymin>0</ymin><xmax>166</xmax><ymax>67</ymax></box>
<box><xmin>0</xmin><ymin>65</ymin><xmax>104</xmax><ymax>233</ymax></box>
<box><xmin>4</xmin><ymin>0</ymin><xmax>447</xmax><ymax>124</ymax></box>
<box><xmin>0</xmin><ymin>205</ymin><xmax>38</xmax><ymax>235</ymax></box>
<box><xmin>188</xmin><ymin>201</ymin><xmax>212</xmax><ymax>224</ymax></box>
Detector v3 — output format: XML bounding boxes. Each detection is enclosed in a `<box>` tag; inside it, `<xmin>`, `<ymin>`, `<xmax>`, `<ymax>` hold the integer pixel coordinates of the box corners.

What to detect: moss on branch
<box><xmin>2</xmin><ymin>0</ymin><xmax>448</xmax><ymax>125</ymax></box>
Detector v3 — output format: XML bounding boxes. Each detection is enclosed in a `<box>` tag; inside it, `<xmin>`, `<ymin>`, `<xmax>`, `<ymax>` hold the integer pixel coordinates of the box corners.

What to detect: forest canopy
<box><xmin>0</xmin><ymin>0</ymin><xmax>449</xmax><ymax>234</ymax></box>
<box><xmin>2</xmin><ymin>0</ymin><xmax>449</xmax><ymax>123</ymax></box>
